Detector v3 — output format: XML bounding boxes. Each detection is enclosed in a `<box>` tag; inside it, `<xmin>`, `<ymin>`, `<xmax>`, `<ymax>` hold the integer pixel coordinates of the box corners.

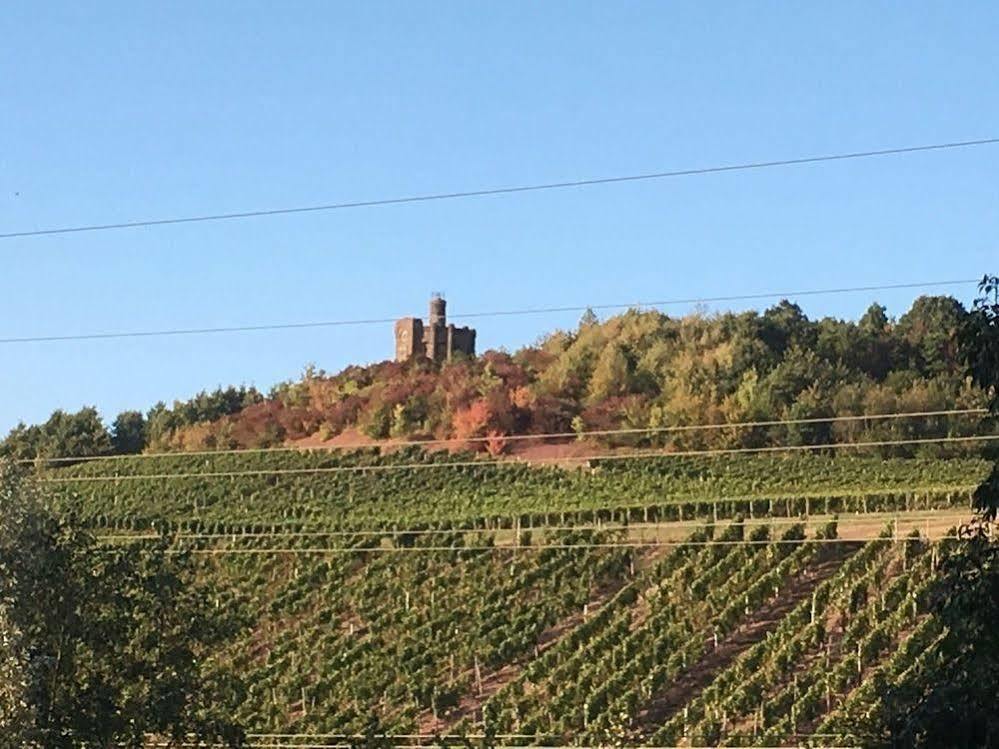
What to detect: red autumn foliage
<box><xmin>484</xmin><ymin>430</ymin><xmax>508</xmax><ymax>456</ymax></box>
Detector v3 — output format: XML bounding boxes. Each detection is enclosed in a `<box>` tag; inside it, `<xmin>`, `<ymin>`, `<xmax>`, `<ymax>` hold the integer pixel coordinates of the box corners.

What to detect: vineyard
<box><xmin>43</xmin><ymin>451</ymin><xmax>985</xmax><ymax>745</ymax></box>
<box><xmin>45</xmin><ymin>450</ymin><xmax>987</xmax><ymax>530</ymax></box>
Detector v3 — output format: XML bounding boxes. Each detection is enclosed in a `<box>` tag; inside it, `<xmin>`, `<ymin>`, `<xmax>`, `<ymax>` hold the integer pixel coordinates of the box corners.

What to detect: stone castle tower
<box><xmin>394</xmin><ymin>295</ymin><xmax>476</xmax><ymax>363</ymax></box>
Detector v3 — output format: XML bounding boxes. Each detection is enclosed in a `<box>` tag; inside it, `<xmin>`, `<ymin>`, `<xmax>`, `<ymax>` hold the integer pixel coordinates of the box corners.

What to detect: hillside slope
<box><xmin>42</xmin><ymin>449</ymin><xmax>984</xmax><ymax>745</ymax></box>
<box><xmin>3</xmin><ymin>295</ymin><xmax>988</xmax><ymax>462</ymax></box>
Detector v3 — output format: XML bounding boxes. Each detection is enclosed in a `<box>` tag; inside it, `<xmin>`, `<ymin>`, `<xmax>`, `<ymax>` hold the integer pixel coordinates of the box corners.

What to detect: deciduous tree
<box><xmin>0</xmin><ymin>464</ymin><xmax>246</xmax><ymax>748</ymax></box>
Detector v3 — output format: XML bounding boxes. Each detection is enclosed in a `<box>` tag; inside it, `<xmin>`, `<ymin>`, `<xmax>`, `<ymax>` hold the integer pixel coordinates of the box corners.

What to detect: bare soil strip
<box><xmin>636</xmin><ymin>544</ymin><xmax>858</xmax><ymax>731</ymax></box>
<box><xmin>417</xmin><ymin>547</ymin><xmax>668</xmax><ymax>736</ymax></box>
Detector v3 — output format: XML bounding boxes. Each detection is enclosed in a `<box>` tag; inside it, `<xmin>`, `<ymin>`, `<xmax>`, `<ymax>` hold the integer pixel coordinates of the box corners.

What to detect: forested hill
<box><xmin>2</xmin><ymin>295</ymin><xmax>988</xmax><ymax>460</ymax></box>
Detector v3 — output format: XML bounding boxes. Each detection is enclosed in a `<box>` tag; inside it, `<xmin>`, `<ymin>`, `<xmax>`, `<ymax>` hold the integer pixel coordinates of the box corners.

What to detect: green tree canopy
<box><xmin>0</xmin><ymin>407</ymin><xmax>111</xmax><ymax>462</ymax></box>
<box><xmin>859</xmin><ymin>302</ymin><xmax>890</xmax><ymax>334</ymax></box>
<box><xmin>0</xmin><ymin>465</ymin><xmax>246</xmax><ymax>748</ymax></box>
<box><xmin>111</xmin><ymin>409</ymin><xmax>147</xmax><ymax>454</ymax></box>
<box><xmin>897</xmin><ymin>295</ymin><xmax>967</xmax><ymax>376</ymax></box>
<box><xmin>846</xmin><ymin>276</ymin><xmax>999</xmax><ymax>747</ymax></box>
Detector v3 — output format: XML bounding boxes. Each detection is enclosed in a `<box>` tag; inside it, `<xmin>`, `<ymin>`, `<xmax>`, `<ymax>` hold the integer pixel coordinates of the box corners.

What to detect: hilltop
<box><xmin>20</xmin><ymin>290</ymin><xmax>998</xmax><ymax>745</ymax></box>
<box><xmin>2</xmin><ymin>294</ymin><xmax>987</xmax><ymax>462</ymax></box>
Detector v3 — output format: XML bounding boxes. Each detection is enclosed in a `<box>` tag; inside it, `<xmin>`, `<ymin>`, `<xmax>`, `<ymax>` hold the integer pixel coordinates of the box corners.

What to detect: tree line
<box><xmin>2</xmin><ymin>294</ymin><xmax>988</xmax><ymax>460</ymax></box>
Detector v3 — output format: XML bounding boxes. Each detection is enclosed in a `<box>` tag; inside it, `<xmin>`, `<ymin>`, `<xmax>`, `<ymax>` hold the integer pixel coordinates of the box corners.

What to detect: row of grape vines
<box><xmin>175</xmin><ymin>524</ymin><xmax>951</xmax><ymax>746</ymax></box>
<box><xmin>45</xmin><ymin>450</ymin><xmax>983</xmax><ymax>531</ymax></box>
<box><xmin>40</xmin><ymin>450</ymin><xmax>967</xmax><ymax>746</ymax></box>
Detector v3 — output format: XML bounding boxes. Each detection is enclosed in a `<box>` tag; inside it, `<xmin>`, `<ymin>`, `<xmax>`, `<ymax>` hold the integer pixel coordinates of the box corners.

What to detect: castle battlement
<box><xmin>394</xmin><ymin>295</ymin><xmax>476</xmax><ymax>363</ymax></box>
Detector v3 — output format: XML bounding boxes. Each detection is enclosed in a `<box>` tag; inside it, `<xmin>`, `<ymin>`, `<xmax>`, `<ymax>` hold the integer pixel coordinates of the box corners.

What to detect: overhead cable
<box><xmin>39</xmin><ymin>433</ymin><xmax>999</xmax><ymax>483</ymax></box>
<box><xmin>3</xmin><ymin>137</ymin><xmax>997</xmax><ymax>240</ymax></box>
<box><xmin>0</xmin><ymin>278</ymin><xmax>980</xmax><ymax>344</ymax></box>
<box><xmin>22</xmin><ymin>406</ymin><xmax>987</xmax><ymax>465</ymax></box>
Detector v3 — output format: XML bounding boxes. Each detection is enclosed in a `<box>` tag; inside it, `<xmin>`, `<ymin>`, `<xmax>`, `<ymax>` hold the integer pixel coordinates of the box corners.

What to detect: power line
<box><xmin>0</xmin><ymin>278</ymin><xmax>978</xmax><ymax>344</ymax></box>
<box><xmin>24</xmin><ymin>406</ymin><xmax>987</xmax><ymax>465</ymax></box>
<box><xmin>40</xmin><ymin>433</ymin><xmax>999</xmax><ymax>483</ymax></box>
<box><xmin>3</xmin><ymin>137</ymin><xmax>997</xmax><ymax>241</ymax></box>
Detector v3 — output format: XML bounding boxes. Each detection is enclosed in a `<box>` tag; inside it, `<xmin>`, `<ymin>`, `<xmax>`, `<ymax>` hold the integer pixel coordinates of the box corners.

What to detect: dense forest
<box><xmin>2</xmin><ymin>295</ymin><xmax>988</xmax><ymax>461</ymax></box>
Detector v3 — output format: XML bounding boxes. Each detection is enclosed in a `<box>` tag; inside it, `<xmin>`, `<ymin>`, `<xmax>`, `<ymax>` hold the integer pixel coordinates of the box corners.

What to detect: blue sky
<box><xmin>1</xmin><ymin>2</ymin><xmax>997</xmax><ymax>432</ymax></box>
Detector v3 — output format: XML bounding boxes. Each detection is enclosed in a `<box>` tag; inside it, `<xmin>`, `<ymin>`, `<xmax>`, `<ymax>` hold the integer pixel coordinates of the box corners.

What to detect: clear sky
<box><xmin>1</xmin><ymin>2</ymin><xmax>997</xmax><ymax>433</ymax></box>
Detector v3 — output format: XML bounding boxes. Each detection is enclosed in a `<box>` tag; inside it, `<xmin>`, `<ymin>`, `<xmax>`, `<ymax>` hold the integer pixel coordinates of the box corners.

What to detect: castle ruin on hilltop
<box><xmin>394</xmin><ymin>295</ymin><xmax>476</xmax><ymax>363</ymax></box>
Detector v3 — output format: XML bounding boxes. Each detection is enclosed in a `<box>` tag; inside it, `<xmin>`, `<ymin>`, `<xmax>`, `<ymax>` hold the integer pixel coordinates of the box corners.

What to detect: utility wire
<box><xmin>3</xmin><ymin>137</ymin><xmax>997</xmax><ymax>240</ymax></box>
<box><xmin>23</xmin><ymin>406</ymin><xmax>987</xmax><ymax>465</ymax></box>
<box><xmin>0</xmin><ymin>278</ymin><xmax>979</xmax><ymax>344</ymax></box>
<box><xmin>40</xmin><ymin>433</ymin><xmax>999</xmax><ymax>483</ymax></box>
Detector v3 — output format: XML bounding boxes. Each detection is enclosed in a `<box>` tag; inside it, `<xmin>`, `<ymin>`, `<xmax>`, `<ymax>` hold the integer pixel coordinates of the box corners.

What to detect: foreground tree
<box><xmin>0</xmin><ymin>463</ymin><xmax>246</xmax><ymax>748</ymax></box>
<box><xmin>840</xmin><ymin>276</ymin><xmax>999</xmax><ymax>747</ymax></box>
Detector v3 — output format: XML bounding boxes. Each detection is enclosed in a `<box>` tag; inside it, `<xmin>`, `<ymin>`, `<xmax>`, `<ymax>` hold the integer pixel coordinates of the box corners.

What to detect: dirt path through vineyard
<box><xmin>476</xmin><ymin>511</ymin><xmax>968</xmax><ymax>549</ymax></box>
<box><xmin>417</xmin><ymin>546</ymin><xmax>669</xmax><ymax>736</ymax></box>
<box><xmin>635</xmin><ymin>545</ymin><xmax>857</xmax><ymax>730</ymax></box>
